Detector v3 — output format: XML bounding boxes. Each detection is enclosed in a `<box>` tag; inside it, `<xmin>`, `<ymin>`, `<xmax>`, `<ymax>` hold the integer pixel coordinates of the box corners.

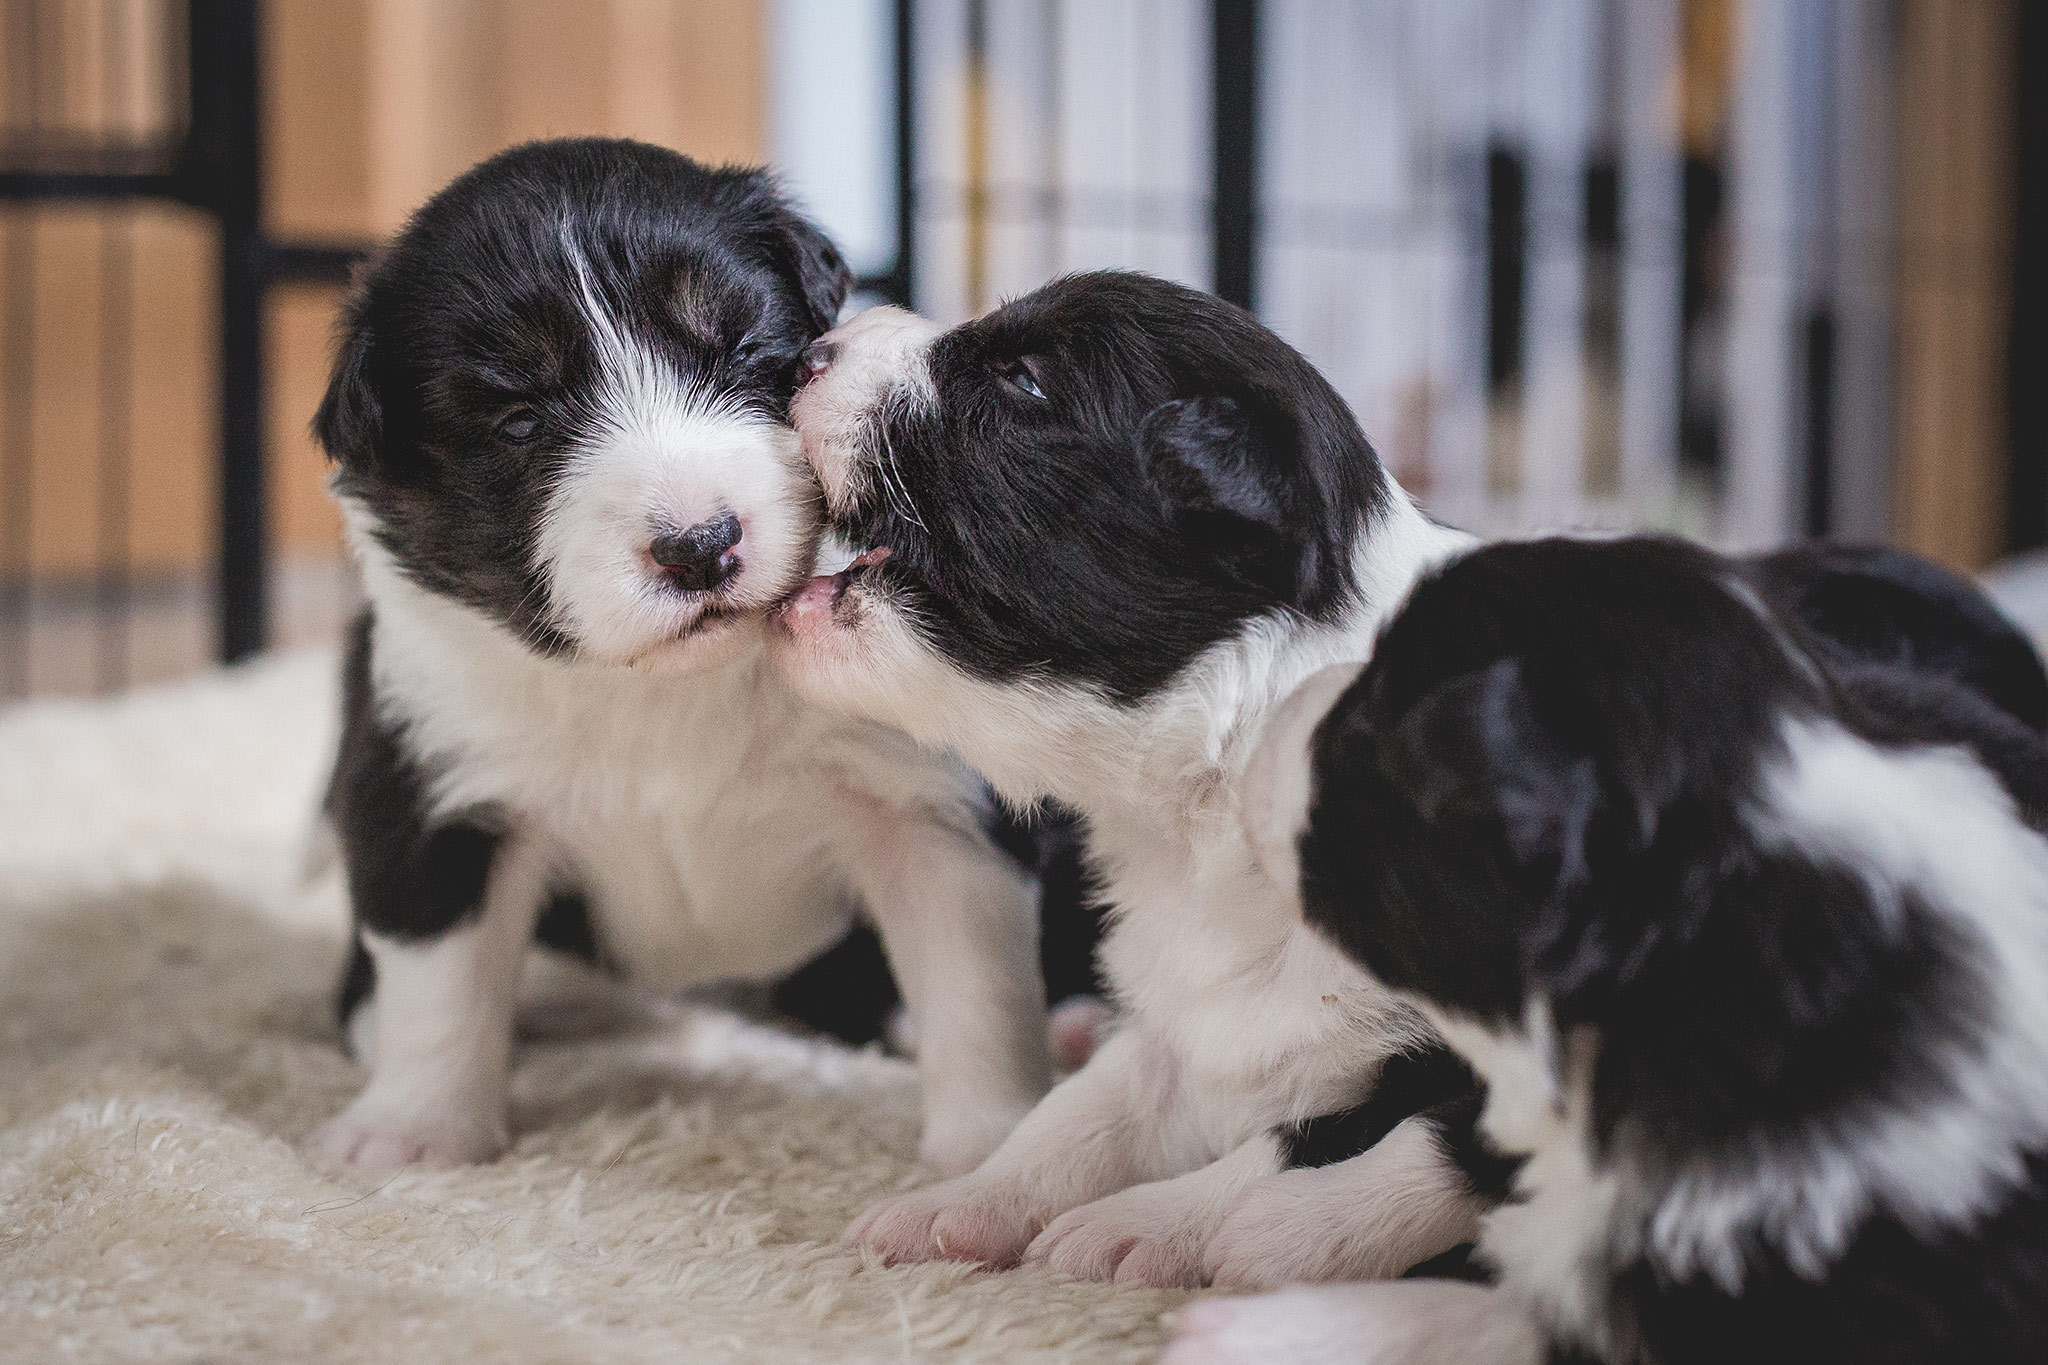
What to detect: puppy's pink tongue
<box><xmin>790</xmin><ymin>574</ymin><xmax>840</xmax><ymax>615</ymax></box>
<box><xmin>783</xmin><ymin>547</ymin><xmax>887</xmax><ymax>627</ymax></box>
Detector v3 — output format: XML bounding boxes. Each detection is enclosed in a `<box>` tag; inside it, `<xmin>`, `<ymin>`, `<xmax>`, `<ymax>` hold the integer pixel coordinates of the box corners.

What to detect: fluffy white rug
<box><xmin>0</xmin><ymin>652</ymin><xmax>1184</xmax><ymax>1363</ymax></box>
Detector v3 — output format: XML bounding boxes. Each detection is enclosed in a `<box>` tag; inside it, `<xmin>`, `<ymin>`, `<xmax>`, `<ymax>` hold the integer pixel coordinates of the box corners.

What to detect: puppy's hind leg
<box><xmin>846</xmin><ymin>805</ymin><xmax>1052</xmax><ymax>1175</ymax></box>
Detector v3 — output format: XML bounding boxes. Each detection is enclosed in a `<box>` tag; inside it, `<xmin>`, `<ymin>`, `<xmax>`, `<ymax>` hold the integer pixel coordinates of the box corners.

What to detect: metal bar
<box><xmin>889</xmin><ymin>0</ymin><xmax>917</xmax><ymax>308</ymax></box>
<box><xmin>0</xmin><ymin>169</ymin><xmax>183</xmax><ymax>199</ymax></box>
<box><xmin>1211</xmin><ymin>0</ymin><xmax>1258</xmax><ymax>310</ymax></box>
<box><xmin>188</xmin><ymin>0</ymin><xmax>267</xmax><ymax>664</ymax></box>
<box><xmin>263</xmin><ymin>240</ymin><xmax>368</xmax><ymax>286</ymax></box>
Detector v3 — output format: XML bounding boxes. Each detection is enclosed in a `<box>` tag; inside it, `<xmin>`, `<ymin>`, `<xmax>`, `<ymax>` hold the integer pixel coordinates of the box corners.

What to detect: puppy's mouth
<box><xmin>776</xmin><ymin>545</ymin><xmax>892</xmax><ymax>620</ymax></box>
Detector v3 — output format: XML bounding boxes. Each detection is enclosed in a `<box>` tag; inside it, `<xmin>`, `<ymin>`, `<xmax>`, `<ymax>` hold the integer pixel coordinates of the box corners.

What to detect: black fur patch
<box><xmin>1753</xmin><ymin>542</ymin><xmax>2048</xmax><ymax>730</ymax></box>
<box><xmin>830</xmin><ymin>272</ymin><xmax>1390</xmax><ymax>702</ymax></box>
<box><xmin>1604</xmin><ymin>1153</ymin><xmax>2048</xmax><ymax>1363</ymax></box>
<box><xmin>1279</xmin><ymin>1043</ymin><xmax>1481</xmax><ymax>1171</ymax></box>
<box><xmin>326</xmin><ymin>610</ymin><xmax>506</xmax><ymax>1019</ymax></box>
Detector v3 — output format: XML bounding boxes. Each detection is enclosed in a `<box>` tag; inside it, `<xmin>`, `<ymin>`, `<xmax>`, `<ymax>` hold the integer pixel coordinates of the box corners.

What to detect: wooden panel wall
<box><xmin>4</xmin><ymin>0</ymin><xmax>764</xmax><ymax>582</ymax></box>
<box><xmin>1891</xmin><ymin>0</ymin><xmax>2019</xmax><ymax>570</ymax></box>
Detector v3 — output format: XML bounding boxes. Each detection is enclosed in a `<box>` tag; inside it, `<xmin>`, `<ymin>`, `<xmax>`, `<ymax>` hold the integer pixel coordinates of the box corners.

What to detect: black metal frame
<box><xmin>1210</xmin><ymin>0</ymin><xmax>1258</xmax><ymax>312</ymax></box>
<box><xmin>0</xmin><ymin>0</ymin><xmax>367</xmax><ymax>670</ymax></box>
<box><xmin>854</xmin><ymin>0</ymin><xmax>918</xmax><ymax>309</ymax></box>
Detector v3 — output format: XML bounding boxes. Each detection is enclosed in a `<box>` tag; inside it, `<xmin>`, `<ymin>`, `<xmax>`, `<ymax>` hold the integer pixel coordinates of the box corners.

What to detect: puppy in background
<box><xmin>310</xmin><ymin>139</ymin><xmax>1050</xmax><ymax>1173</ymax></box>
<box><xmin>1185</xmin><ymin>536</ymin><xmax>2048</xmax><ymax>1364</ymax></box>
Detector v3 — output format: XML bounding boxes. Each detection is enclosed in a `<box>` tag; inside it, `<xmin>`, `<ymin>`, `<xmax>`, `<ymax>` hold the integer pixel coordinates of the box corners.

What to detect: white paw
<box><xmin>843</xmin><ymin>1173</ymin><xmax>1046</xmax><ymax>1267</ymax></box>
<box><xmin>305</xmin><ymin>1094</ymin><xmax>507</xmax><ymax>1170</ymax></box>
<box><xmin>1204</xmin><ymin>1159</ymin><xmax>1478</xmax><ymax>1289</ymax></box>
<box><xmin>1024</xmin><ymin>1178</ymin><xmax>1218</xmax><ymax>1287</ymax></box>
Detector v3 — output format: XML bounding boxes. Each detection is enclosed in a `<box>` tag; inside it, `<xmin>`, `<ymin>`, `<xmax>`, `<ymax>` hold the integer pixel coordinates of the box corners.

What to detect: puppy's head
<box><xmin>318</xmin><ymin>137</ymin><xmax>851</xmax><ymax>668</ymax></box>
<box><xmin>772</xmin><ymin>272</ymin><xmax>1390</xmax><ymax>742</ymax></box>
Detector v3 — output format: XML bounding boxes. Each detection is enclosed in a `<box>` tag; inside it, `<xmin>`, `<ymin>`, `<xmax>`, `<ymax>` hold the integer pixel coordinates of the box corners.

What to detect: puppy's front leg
<box><xmin>844</xmin><ymin>1023</ymin><xmax>1204</xmax><ymax>1266</ymax></box>
<box><xmin>846</xmin><ymin>809</ymin><xmax>1051</xmax><ymax>1173</ymax></box>
<box><xmin>308</xmin><ymin>828</ymin><xmax>547</xmax><ymax>1168</ymax></box>
<box><xmin>1204</xmin><ymin>1114</ymin><xmax>1483</xmax><ymax>1288</ymax></box>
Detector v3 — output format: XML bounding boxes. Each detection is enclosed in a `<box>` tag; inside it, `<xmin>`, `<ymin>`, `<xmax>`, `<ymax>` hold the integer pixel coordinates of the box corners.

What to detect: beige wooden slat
<box><xmin>1891</xmin><ymin>0</ymin><xmax>2018</xmax><ymax>570</ymax></box>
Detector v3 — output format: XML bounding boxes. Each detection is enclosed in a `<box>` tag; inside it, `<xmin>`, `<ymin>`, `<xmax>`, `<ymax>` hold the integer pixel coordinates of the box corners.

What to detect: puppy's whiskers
<box><xmin>870</xmin><ymin>401</ymin><xmax>927</xmax><ymax>536</ymax></box>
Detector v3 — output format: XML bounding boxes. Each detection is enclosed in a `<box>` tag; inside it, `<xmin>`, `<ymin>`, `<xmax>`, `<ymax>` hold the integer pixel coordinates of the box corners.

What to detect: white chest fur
<box><xmin>359</xmin><ymin>543</ymin><xmax>975</xmax><ymax>989</ymax></box>
<box><xmin>1092</xmin><ymin>799</ymin><xmax>1435</xmax><ymax>1153</ymax></box>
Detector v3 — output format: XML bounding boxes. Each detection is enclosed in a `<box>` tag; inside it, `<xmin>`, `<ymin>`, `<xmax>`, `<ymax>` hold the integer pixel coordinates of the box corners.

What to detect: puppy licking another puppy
<box><xmin>776</xmin><ymin>273</ymin><xmax>1484</xmax><ymax>1286</ymax></box>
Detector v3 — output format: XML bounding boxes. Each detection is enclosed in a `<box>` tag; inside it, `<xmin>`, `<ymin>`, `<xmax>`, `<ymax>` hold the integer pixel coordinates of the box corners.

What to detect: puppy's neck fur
<box><xmin>992</xmin><ymin>492</ymin><xmax>1471</xmax><ymax>845</ymax></box>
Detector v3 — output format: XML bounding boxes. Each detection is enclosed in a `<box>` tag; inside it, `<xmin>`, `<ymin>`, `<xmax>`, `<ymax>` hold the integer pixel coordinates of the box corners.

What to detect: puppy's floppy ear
<box><xmin>765</xmin><ymin>202</ymin><xmax>853</xmax><ymax>333</ymax></box>
<box><xmin>313</xmin><ymin>300</ymin><xmax>399</xmax><ymax>473</ymax></box>
<box><xmin>1141</xmin><ymin>394</ymin><xmax>1295</xmax><ymax>591</ymax></box>
<box><xmin>1380</xmin><ymin>657</ymin><xmax>1599</xmax><ymax>894</ymax></box>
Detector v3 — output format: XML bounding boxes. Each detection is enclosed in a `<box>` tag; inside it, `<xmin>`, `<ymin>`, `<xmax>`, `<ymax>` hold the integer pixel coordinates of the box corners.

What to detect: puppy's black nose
<box><xmin>801</xmin><ymin>339</ymin><xmax>835</xmax><ymax>381</ymax></box>
<box><xmin>650</xmin><ymin>513</ymin><xmax>743</xmax><ymax>592</ymax></box>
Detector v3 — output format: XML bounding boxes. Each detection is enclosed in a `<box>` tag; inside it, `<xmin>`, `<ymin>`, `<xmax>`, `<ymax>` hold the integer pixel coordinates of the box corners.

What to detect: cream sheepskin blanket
<box><xmin>0</xmin><ymin>652</ymin><xmax>1185</xmax><ymax>1362</ymax></box>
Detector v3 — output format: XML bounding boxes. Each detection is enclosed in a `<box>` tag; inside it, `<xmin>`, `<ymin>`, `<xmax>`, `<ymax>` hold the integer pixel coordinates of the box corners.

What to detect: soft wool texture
<box><xmin>0</xmin><ymin>650</ymin><xmax>1183</xmax><ymax>1363</ymax></box>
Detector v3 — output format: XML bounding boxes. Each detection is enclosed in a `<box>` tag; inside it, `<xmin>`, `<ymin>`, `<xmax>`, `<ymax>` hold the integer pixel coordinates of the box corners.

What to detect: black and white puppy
<box><xmin>310</xmin><ymin>139</ymin><xmax>1050</xmax><ymax>1173</ymax></box>
<box><xmin>1181</xmin><ymin>535</ymin><xmax>2048</xmax><ymax>1364</ymax></box>
<box><xmin>770</xmin><ymin>273</ymin><xmax>1483</xmax><ymax>1287</ymax></box>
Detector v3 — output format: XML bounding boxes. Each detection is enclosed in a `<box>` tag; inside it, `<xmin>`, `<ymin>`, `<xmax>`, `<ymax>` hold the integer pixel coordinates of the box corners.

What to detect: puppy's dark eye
<box><xmin>497</xmin><ymin>409</ymin><xmax>542</xmax><ymax>443</ymax></box>
<box><xmin>999</xmin><ymin>358</ymin><xmax>1047</xmax><ymax>401</ymax></box>
<box><xmin>731</xmin><ymin>338</ymin><xmax>761</xmax><ymax>366</ymax></box>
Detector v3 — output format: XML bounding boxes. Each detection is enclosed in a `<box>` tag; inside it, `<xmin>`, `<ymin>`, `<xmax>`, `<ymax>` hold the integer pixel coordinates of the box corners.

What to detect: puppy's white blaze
<box><xmin>789</xmin><ymin>304</ymin><xmax>940</xmax><ymax>513</ymax></box>
<box><xmin>1240</xmin><ymin>661</ymin><xmax>1366</xmax><ymax>901</ymax></box>
<box><xmin>537</xmin><ymin>398</ymin><xmax>811</xmax><ymax>662</ymax></box>
<box><xmin>534</xmin><ymin>232</ymin><xmax>818</xmax><ymax>664</ymax></box>
<box><xmin>1643</xmin><ymin>716</ymin><xmax>2048</xmax><ymax>1290</ymax></box>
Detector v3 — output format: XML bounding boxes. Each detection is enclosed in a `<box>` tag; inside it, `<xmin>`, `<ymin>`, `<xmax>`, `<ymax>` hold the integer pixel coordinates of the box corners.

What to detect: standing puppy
<box><xmin>772</xmin><ymin>273</ymin><xmax>1483</xmax><ymax>1286</ymax></box>
<box><xmin>312</xmin><ymin>139</ymin><xmax>1049</xmax><ymax>1172</ymax></box>
<box><xmin>1187</xmin><ymin>536</ymin><xmax>2048</xmax><ymax>1364</ymax></box>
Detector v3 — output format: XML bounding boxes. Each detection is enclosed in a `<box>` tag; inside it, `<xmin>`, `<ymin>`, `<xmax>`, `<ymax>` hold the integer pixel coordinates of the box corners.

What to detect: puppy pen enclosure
<box><xmin>0</xmin><ymin>0</ymin><xmax>2039</xmax><ymax>700</ymax></box>
<box><xmin>0</xmin><ymin>0</ymin><xmax>362</xmax><ymax>697</ymax></box>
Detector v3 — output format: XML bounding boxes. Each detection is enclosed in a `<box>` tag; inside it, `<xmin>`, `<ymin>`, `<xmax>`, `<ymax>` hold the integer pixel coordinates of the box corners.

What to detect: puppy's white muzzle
<box><xmin>790</xmin><ymin>305</ymin><xmax>942</xmax><ymax>514</ymax></box>
<box><xmin>537</xmin><ymin>407</ymin><xmax>819</xmax><ymax>667</ymax></box>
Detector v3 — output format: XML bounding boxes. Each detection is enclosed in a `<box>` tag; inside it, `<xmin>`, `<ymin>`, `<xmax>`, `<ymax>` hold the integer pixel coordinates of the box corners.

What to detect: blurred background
<box><xmin>0</xmin><ymin>0</ymin><xmax>2038</xmax><ymax>699</ymax></box>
